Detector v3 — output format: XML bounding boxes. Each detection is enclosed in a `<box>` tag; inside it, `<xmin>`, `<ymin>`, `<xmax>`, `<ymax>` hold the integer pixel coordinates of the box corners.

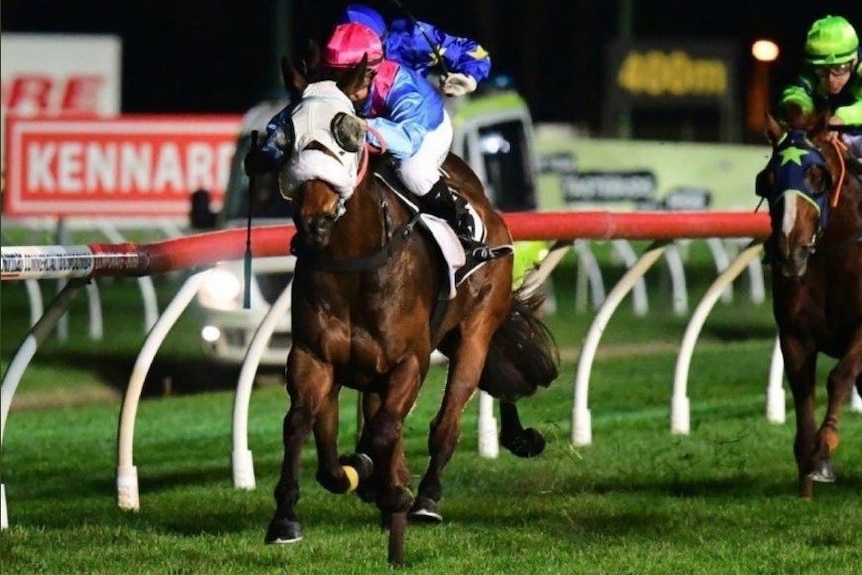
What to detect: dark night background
<box><xmin>2</xmin><ymin>0</ymin><xmax>859</xmax><ymax>139</ymax></box>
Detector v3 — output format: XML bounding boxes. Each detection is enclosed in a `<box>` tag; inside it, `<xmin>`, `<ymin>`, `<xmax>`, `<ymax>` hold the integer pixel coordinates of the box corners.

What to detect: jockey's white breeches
<box><xmin>397</xmin><ymin>111</ymin><xmax>453</xmax><ymax>197</ymax></box>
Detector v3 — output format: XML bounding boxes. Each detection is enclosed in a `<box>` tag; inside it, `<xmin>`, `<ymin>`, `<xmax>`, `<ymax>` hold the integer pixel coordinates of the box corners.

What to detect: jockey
<box><xmin>337</xmin><ymin>3</ymin><xmax>491</xmax><ymax>98</ymax></box>
<box><xmin>248</xmin><ymin>22</ymin><xmax>480</xmax><ymax>248</ymax></box>
<box><xmin>779</xmin><ymin>15</ymin><xmax>862</xmax><ymax>158</ymax></box>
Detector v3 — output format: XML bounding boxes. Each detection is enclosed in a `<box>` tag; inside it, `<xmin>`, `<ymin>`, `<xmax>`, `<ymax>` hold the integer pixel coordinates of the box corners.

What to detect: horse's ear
<box><xmin>281</xmin><ymin>55</ymin><xmax>306</xmax><ymax>100</ymax></box>
<box><xmin>303</xmin><ymin>39</ymin><xmax>320</xmax><ymax>73</ymax></box>
<box><xmin>765</xmin><ymin>110</ymin><xmax>783</xmax><ymax>143</ymax></box>
<box><xmin>336</xmin><ymin>54</ymin><xmax>369</xmax><ymax>97</ymax></box>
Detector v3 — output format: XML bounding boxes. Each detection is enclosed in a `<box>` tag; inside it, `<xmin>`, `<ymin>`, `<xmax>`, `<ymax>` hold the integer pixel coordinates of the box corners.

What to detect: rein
<box><xmin>815</xmin><ymin>140</ymin><xmax>862</xmax><ymax>253</ymax></box>
<box><xmin>293</xmin><ymin>137</ymin><xmax>421</xmax><ymax>273</ymax></box>
<box><xmin>292</xmin><ymin>210</ymin><xmax>422</xmax><ymax>273</ymax></box>
<box><xmin>829</xmin><ymin>138</ymin><xmax>847</xmax><ymax>208</ymax></box>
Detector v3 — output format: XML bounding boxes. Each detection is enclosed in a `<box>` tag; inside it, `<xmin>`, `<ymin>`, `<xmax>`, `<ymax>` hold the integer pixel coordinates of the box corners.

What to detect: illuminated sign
<box><xmin>617</xmin><ymin>50</ymin><xmax>728</xmax><ymax>98</ymax></box>
<box><xmin>4</xmin><ymin>115</ymin><xmax>242</xmax><ymax>217</ymax></box>
<box><xmin>601</xmin><ymin>40</ymin><xmax>739</xmax><ymax>140</ymax></box>
<box><xmin>561</xmin><ymin>170</ymin><xmax>656</xmax><ymax>204</ymax></box>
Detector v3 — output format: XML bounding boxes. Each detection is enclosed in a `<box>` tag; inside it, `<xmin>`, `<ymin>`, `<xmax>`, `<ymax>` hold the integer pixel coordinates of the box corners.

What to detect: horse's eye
<box><xmin>805</xmin><ymin>165</ymin><xmax>830</xmax><ymax>197</ymax></box>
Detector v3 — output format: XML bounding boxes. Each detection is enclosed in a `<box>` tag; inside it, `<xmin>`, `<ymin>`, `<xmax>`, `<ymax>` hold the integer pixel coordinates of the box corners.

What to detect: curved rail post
<box><xmin>519</xmin><ymin>240</ymin><xmax>571</xmax><ymax>298</ymax></box>
<box><xmin>663</xmin><ymin>242</ymin><xmax>688</xmax><ymax>316</ymax></box>
<box><xmin>572</xmin><ymin>240</ymin><xmax>670</xmax><ymax>446</ymax></box>
<box><xmin>86</xmin><ymin>280</ymin><xmax>104</xmax><ymax>340</ymax></box>
<box><xmin>24</xmin><ymin>279</ymin><xmax>44</xmax><ymax>327</ymax></box>
<box><xmin>231</xmin><ymin>277</ymin><xmax>294</xmax><ymax>490</ymax></box>
<box><xmin>704</xmin><ymin>237</ymin><xmax>733</xmax><ymax>303</ymax></box>
<box><xmin>477</xmin><ymin>241</ymin><xmax>570</xmax><ymax>459</ymax></box>
<box><xmin>852</xmin><ymin>387</ymin><xmax>862</xmax><ymax>413</ymax></box>
<box><xmin>745</xmin><ymin>252</ymin><xmax>766</xmax><ymax>304</ymax></box>
<box><xmin>477</xmin><ymin>392</ymin><xmax>499</xmax><ymax>459</ymax></box>
<box><xmin>670</xmin><ymin>240</ymin><xmax>765</xmax><ymax>434</ymax></box>
<box><xmin>610</xmin><ymin>239</ymin><xmax>649</xmax><ymax>316</ymax></box>
<box><xmin>766</xmin><ymin>336</ymin><xmax>786</xmax><ymax>423</ymax></box>
<box><xmin>573</xmin><ymin>240</ymin><xmax>605</xmax><ymax>313</ymax></box>
<box><xmin>116</xmin><ymin>271</ymin><xmax>209</xmax><ymax>511</ymax></box>
<box><xmin>1</xmin><ymin>277</ymin><xmax>87</xmax><ymax>530</ymax></box>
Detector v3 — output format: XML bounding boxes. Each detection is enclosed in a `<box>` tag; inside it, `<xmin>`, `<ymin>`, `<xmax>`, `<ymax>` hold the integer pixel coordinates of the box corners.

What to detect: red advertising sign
<box><xmin>4</xmin><ymin>115</ymin><xmax>242</xmax><ymax>217</ymax></box>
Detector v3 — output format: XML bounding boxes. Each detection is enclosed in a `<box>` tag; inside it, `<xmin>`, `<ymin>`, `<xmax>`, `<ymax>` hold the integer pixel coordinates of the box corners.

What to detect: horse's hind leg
<box><xmin>812</xmin><ymin>334</ymin><xmax>862</xmax><ymax>484</ymax></box>
<box><xmin>411</xmin><ymin>336</ymin><xmax>492</xmax><ymax>523</ymax></box>
<box><xmin>266</xmin><ymin>348</ymin><xmax>336</xmax><ymax>544</ymax></box>
<box><xmin>499</xmin><ymin>401</ymin><xmax>546</xmax><ymax>458</ymax></box>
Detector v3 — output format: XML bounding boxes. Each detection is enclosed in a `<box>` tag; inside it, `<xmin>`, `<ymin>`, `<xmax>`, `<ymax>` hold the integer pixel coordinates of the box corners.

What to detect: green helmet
<box><xmin>804</xmin><ymin>15</ymin><xmax>859</xmax><ymax>66</ymax></box>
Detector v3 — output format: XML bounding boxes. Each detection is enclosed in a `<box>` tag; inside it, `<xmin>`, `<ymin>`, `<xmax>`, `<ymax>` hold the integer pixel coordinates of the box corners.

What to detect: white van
<box><xmin>195</xmin><ymin>81</ymin><xmax>542</xmax><ymax>366</ymax></box>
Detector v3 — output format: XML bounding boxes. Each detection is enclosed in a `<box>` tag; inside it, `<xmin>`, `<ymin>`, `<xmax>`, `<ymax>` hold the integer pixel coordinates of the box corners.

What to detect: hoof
<box><xmin>265</xmin><ymin>518</ymin><xmax>303</xmax><ymax>544</ymax></box>
<box><xmin>807</xmin><ymin>461</ymin><xmax>836</xmax><ymax>483</ymax></box>
<box><xmin>500</xmin><ymin>427</ymin><xmax>546</xmax><ymax>458</ymax></box>
<box><xmin>409</xmin><ymin>496</ymin><xmax>443</xmax><ymax>524</ymax></box>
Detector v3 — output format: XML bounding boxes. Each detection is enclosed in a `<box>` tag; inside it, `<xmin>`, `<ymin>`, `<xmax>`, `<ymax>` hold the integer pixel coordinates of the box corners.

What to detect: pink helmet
<box><xmin>322</xmin><ymin>23</ymin><xmax>384</xmax><ymax>71</ymax></box>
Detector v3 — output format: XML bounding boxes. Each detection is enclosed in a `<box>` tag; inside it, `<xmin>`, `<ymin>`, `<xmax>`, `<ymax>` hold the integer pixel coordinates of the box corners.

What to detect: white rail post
<box><xmin>232</xmin><ymin>275</ymin><xmax>294</xmax><ymax>490</ymax></box>
<box><xmin>1</xmin><ymin>278</ymin><xmax>87</xmax><ymax>530</ymax></box>
<box><xmin>610</xmin><ymin>239</ymin><xmax>649</xmax><ymax>316</ymax></box>
<box><xmin>573</xmin><ymin>240</ymin><xmax>605</xmax><ymax>313</ymax></box>
<box><xmin>572</xmin><ymin>241</ymin><xmax>669</xmax><ymax>446</ymax></box>
<box><xmin>477</xmin><ymin>392</ymin><xmax>499</xmax><ymax>459</ymax></box>
<box><xmin>671</xmin><ymin>241</ymin><xmax>765</xmax><ymax>434</ymax></box>
<box><xmin>766</xmin><ymin>336</ymin><xmax>786</xmax><ymax>423</ymax></box>
<box><xmin>116</xmin><ymin>271</ymin><xmax>209</xmax><ymax>511</ymax></box>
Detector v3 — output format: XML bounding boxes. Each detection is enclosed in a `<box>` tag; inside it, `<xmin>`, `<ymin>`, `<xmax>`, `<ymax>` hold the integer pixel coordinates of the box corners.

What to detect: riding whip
<box><xmin>243</xmin><ymin>130</ymin><xmax>259</xmax><ymax>310</ymax></box>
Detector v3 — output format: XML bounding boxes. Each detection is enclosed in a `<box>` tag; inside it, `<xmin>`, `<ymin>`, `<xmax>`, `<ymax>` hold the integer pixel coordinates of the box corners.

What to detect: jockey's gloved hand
<box><xmin>438</xmin><ymin>73</ymin><xmax>478</xmax><ymax>97</ymax></box>
<box><xmin>244</xmin><ymin>145</ymin><xmax>276</xmax><ymax>177</ymax></box>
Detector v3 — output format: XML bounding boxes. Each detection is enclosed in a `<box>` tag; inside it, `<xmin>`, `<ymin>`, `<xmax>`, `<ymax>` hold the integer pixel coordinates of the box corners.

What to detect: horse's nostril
<box><xmin>314</xmin><ymin>217</ymin><xmax>332</xmax><ymax>234</ymax></box>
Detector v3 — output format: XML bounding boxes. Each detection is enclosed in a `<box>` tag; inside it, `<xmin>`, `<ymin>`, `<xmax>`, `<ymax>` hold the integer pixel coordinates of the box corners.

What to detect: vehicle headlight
<box><xmin>198</xmin><ymin>268</ymin><xmax>243</xmax><ymax>310</ymax></box>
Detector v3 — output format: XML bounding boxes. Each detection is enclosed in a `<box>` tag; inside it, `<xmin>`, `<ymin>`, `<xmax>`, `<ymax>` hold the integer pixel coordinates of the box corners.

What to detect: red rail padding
<box><xmin>138</xmin><ymin>211</ymin><xmax>770</xmax><ymax>275</ymax></box>
<box><xmin>502</xmin><ymin>211</ymin><xmax>771</xmax><ymax>241</ymax></box>
<box><xmin>1</xmin><ymin>211</ymin><xmax>772</xmax><ymax>281</ymax></box>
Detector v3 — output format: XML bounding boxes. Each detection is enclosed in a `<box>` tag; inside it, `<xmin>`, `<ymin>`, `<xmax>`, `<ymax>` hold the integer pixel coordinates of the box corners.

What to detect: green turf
<box><xmin>2</xmin><ymin>247</ymin><xmax>860</xmax><ymax>573</ymax></box>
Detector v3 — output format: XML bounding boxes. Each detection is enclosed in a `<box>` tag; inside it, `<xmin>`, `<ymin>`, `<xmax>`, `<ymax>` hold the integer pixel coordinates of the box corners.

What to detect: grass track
<box><xmin>2</xmin><ymin>253</ymin><xmax>861</xmax><ymax>573</ymax></box>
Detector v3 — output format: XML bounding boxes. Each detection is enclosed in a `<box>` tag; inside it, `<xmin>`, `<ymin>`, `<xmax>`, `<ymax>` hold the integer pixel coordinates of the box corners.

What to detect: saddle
<box><xmin>372</xmin><ymin>164</ymin><xmax>513</xmax><ymax>298</ymax></box>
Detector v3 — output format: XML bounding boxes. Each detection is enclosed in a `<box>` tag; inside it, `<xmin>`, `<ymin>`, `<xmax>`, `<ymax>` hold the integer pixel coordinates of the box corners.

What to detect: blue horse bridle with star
<box><xmin>758</xmin><ymin>129</ymin><xmax>832</xmax><ymax>231</ymax></box>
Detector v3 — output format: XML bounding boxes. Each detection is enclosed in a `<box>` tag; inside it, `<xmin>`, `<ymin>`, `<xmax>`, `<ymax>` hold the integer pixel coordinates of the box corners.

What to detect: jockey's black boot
<box><xmin>418</xmin><ymin>179</ymin><xmax>479</xmax><ymax>246</ymax></box>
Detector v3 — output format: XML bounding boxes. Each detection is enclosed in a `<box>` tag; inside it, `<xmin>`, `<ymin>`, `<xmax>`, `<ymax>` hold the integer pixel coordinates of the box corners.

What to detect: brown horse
<box><xmin>756</xmin><ymin>111</ymin><xmax>862</xmax><ymax>499</ymax></box>
<box><xmin>261</xmin><ymin>55</ymin><xmax>558</xmax><ymax>563</ymax></box>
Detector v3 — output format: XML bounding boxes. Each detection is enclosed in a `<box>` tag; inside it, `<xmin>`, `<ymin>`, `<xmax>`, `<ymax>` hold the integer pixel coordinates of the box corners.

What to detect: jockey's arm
<box><xmin>388</xmin><ymin>18</ymin><xmax>491</xmax><ymax>85</ymax></box>
<box><xmin>833</xmin><ymin>99</ymin><xmax>862</xmax><ymax>126</ymax></box>
<box><xmin>780</xmin><ymin>81</ymin><xmax>816</xmax><ymax>119</ymax></box>
<box><xmin>365</xmin><ymin>69</ymin><xmax>440</xmax><ymax>160</ymax></box>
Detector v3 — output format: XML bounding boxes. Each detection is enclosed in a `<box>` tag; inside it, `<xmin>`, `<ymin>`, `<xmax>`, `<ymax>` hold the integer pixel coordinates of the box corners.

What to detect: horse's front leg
<box><xmin>265</xmin><ymin>346</ymin><xmax>333</xmax><ymax>544</ymax></box>
<box><xmin>412</xmin><ymin>336</ymin><xmax>490</xmax><ymax>523</ymax></box>
<box><xmin>364</xmin><ymin>356</ymin><xmax>424</xmax><ymax>565</ymax></box>
<box><xmin>813</xmin><ymin>329</ymin><xmax>862</xmax><ymax>484</ymax></box>
<box><xmin>780</xmin><ymin>334</ymin><xmax>819</xmax><ymax>499</ymax></box>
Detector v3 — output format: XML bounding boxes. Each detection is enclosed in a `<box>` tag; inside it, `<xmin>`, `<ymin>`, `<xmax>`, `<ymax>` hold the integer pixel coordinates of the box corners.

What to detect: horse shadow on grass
<box><xmin>44</xmin><ymin>349</ymin><xmax>283</xmax><ymax>398</ymax></box>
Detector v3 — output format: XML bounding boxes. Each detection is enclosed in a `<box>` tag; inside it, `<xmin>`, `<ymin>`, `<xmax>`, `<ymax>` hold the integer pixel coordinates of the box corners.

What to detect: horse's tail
<box><xmin>479</xmin><ymin>285</ymin><xmax>559</xmax><ymax>401</ymax></box>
